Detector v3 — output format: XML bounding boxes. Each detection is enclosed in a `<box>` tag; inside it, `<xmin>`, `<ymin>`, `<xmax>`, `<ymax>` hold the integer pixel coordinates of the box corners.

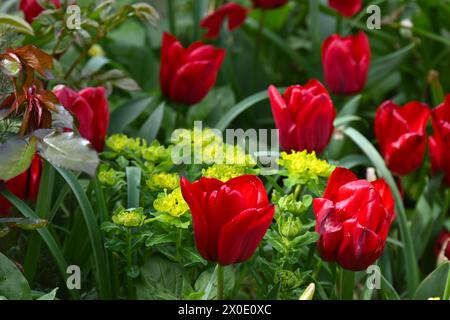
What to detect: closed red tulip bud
<box><xmin>429</xmin><ymin>95</ymin><xmax>450</xmax><ymax>185</ymax></box>
<box><xmin>0</xmin><ymin>155</ymin><xmax>42</xmax><ymax>216</ymax></box>
<box><xmin>268</xmin><ymin>80</ymin><xmax>336</xmax><ymax>154</ymax></box>
<box><xmin>200</xmin><ymin>3</ymin><xmax>248</xmax><ymax>39</ymax></box>
<box><xmin>160</xmin><ymin>32</ymin><xmax>225</xmax><ymax>105</ymax></box>
<box><xmin>322</xmin><ymin>32</ymin><xmax>371</xmax><ymax>95</ymax></box>
<box><xmin>375</xmin><ymin>101</ymin><xmax>430</xmax><ymax>176</ymax></box>
<box><xmin>328</xmin><ymin>0</ymin><xmax>362</xmax><ymax>17</ymax></box>
<box><xmin>251</xmin><ymin>0</ymin><xmax>288</xmax><ymax>9</ymax></box>
<box><xmin>434</xmin><ymin>231</ymin><xmax>450</xmax><ymax>260</ymax></box>
<box><xmin>314</xmin><ymin>168</ymin><xmax>396</xmax><ymax>271</ymax></box>
<box><xmin>180</xmin><ymin>175</ymin><xmax>274</xmax><ymax>265</ymax></box>
<box><xmin>54</xmin><ymin>86</ymin><xmax>110</xmax><ymax>152</ymax></box>
<box><xmin>20</xmin><ymin>0</ymin><xmax>61</xmax><ymax>23</ymax></box>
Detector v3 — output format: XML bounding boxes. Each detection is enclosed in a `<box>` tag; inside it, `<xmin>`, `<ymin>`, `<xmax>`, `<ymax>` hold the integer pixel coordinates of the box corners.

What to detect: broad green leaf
<box><xmin>344</xmin><ymin>127</ymin><xmax>419</xmax><ymax>296</ymax></box>
<box><xmin>0</xmin><ymin>252</ymin><xmax>32</xmax><ymax>300</ymax></box>
<box><xmin>36</xmin><ymin>132</ymin><xmax>99</xmax><ymax>177</ymax></box>
<box><xmin>126</xmin><ymin>167</ymin><xmax>141</xmax><ymax>209</ymax></box>
<box><xmin>81</xmin><ymin>56</ymin><xmax>110</xmax><ymax>77</ymax></box>
<box><xmin>36</xmin><ymin>288</ymin><xmax>58</xmax><ymax>300</ymax></box>
<box><xmin>0</xmin><ymin>14</ymin><xmax>34</xmax><ymax>35</ymax></box>
<box><xmin>195</xmin><ymin>266</ymin><xmax>235</xmax><ymax>300</ymax></box>
<box><xmin>367</xmin><ymin>43</ymin><xmax>415</xmax><ymax>88</ymax></box>
<box><xmin>380</xmin><ymin>273</ymin><xmax>401</xmax><ymax>300</ymax></box>
<box><xmin>109</xmin><ymin>96</ymin><xmax>154</xmax><ymax>134</ymax></box>
<box><xmin>215</xmin><ymin>90</ymin><xmax>269</xmax><ymax>131</ymax></box>
<box><xmin>338</xmin><ymin>95</ymin><xmax>362</xmax><ymax>117</ymax></box>
<box><xmin>0</xmin><ymin>190</ymin><xmax>79</xmax><ymax>299</ymax></box>
<box><xmin>136</xmin><ymin>255</ymin><xmax>192</xmax><ymax>300</ymax></box>
<box><xmin>51</xmin><ymin>105</ymin><xmax>74</xmax><ymax>130</ymax></box>
<box><xmin>138</xmin><ymin>102</ymin><xmax>165</xmax><ymax>142</ymax></box>
<box><xmin>0</xmin><ymin>137</ymin><xmax>36</xmax><ymax>180</ymax></box>
<box><xmin>414</xmin><ymin>263</ymin><xmax>450</xmax><ymax>300</ymax></box>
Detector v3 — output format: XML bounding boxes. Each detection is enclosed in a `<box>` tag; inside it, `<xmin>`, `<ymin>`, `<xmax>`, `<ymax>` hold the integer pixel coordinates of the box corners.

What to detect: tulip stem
<box><xmin>336</xmin><ymin>14</ymin><xmax>343</xmax><ymax>34</ymax></box>
<box><xmin>217</xmin><ymin>264</ymin><xmax>225</xmax><ymax>300</ymax></box>
<box><xmin>338</xmin><ymin>268</ymin><xmax>355</xmax><ymax>300</ymax></box>
<box><xmin>167</xmin><ymin>0</ymin><xmax>176</xmax><ymax>35</ymax></box>
<box><xmin>444</xmin><ymin>268</ymin><xmax>450</xmax><ymax>300</ymax></box>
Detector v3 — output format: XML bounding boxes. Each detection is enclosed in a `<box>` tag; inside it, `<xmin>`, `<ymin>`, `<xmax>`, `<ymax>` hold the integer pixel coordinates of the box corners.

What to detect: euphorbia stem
<box><xmin>217</xmin><ymin>264</ymin><xmax>224</xmax><ymax>300</ymax></box>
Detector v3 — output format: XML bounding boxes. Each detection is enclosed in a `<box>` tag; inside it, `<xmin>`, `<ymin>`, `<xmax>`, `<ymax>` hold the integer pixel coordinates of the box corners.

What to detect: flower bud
<box><xmin>280</xmin><ymin>216</ymin><xmax>302</xmax><ymax>239</ymax></box>
<box><xmin>299</xmin><ymin>283</ymin><xmax>315</xmax><ymax>300</ymax></box>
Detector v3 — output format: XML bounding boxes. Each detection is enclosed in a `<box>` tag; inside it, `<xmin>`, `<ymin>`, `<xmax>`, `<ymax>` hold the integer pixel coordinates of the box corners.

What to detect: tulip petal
<box><xmin>323</xmin><ymin>167</ymin><xmax>358</xmax><ymax>201</ymax></box>
<box><xmin>328</xmin><ymin>0</ymin><xmax>362</xmax><ymax>17</ymax></box>
<box><xmin>180</xmin><ymin>177</ymin><xmax>212</xmax><ymax>260</ymax></box>
<box><xmin>314</xmin><ymin>198</ymin><xmax>343</xmax><ymax>262</ymax></box>
<box><xmin>225</xmin><ymin>175</ymin><xmax>269</xmax><ymax>209</ymax></box>
<box><xmin>337</xmin><ymin>222</ymin><xmax>383</xmax><ymax>271</ymax></box>
<box><xmin>295</xmin><ymin>93</ymin><xmax>335</xmax><ymax>153</ymax></box>
<box><xmin>268</xmin><ymin>85</ymin><xmax>296</xmax><ymax>151</ymax></box>
<box><xmin>79</xmin><ymin>87</ymin><xmax>110</xmax><ymax>152</ymax></box>
<box><xmin>217</xmin><ymin>205</ymin><xmax>274</xmax><ymax>265</ymax></box>
<box><xmin>170</xmin><ymin>59</ymin><xmax>223</xmax><ymax>105</ymax></box>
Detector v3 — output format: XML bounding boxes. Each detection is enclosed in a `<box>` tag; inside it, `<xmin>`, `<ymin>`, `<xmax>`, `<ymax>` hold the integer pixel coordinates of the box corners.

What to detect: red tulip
<box><xmin>268</xmin><ymin>80</ymin><xmax>336</xmax><ymax>154</ymax></box>
<box><xmin>434</xmin><ymin>231</ymin><xmax>450</xmax><ymax>260</ymax></box>
<box><xmin>160</xmin><ymin>32</ymin><xmax>226</xmax><ymax>105</ymax></box>
<box><xmin>0</xmin><ymin>155</ymin><xmax>42</xmax><ymax>216</ymax></box>
<box><xmin>180</xmin><ymin>175</ymin><xmax>274</xmax><ymax>265</ymax></box>
<box><xmin>20</xmin><ymin>0</ymin><xmax>61</xmax><ymax>23</ymax></box>
<box><xmin>54</xmin><ymin>86</ymin><xmax>110</xmax><ymax>152</ymax></box>
<box><xmin>251</xmin><ymin>0</ymin><xmax>288</xmax><ymax>9</ymax></box>
<box><xmin>328</xmin><ymin>0</ymin><xmax>362</xmax><ymax>17</ymax></box>
<box><xmin>429</xmin><ymin>95</ymin><xmax>450</xmax><ymax>185</ymax></box>
<box><xmin>375</xmin><ymin>101</ymin><xmax>430</xmax><ymax>176</ymax></box>
<box><xmin>200</xmin><ymin>3</ymin><xmax>248</xmax><ymax>39</ymax></box>
<box><xmin>322</xmin><ymin>32</ymin><xmax>371</xmax><ymax>95</ymax></box>
<box><xmin>314</xmin><ymin>168</ymin><xmax>396</xmax><ymax>271</ymax></box>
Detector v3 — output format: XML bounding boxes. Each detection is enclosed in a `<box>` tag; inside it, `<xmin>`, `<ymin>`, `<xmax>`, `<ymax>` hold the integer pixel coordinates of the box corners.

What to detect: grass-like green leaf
<box><xmin>343</xmin><ymin>127</ymin><xmax>419</xmax><ymax>297</ymax></box>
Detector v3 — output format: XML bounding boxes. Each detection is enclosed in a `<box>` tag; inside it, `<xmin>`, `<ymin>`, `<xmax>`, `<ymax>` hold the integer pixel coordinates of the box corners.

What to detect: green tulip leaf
<box><xmin>413</xmin><ymin>262</ymin><xmax>450</xmax><ymax>300</ymax></box>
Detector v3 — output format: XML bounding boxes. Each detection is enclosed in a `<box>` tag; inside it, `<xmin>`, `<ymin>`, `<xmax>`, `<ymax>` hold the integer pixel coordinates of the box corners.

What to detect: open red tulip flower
<box><xmin>328</xmin><ymin>0</ymin><xmax>362</xmax><ymax>17</ymax></box>
<box><xmin>322</xmin><ymin>32</ymin><xmax>371</xmax><ymax>95</ymax></box>
<box><xmin>54</xmin><ymin>86</ymin><xmax>110</xmax><ymax>152</ymax></box>
<box><xmin>429</xmin><ymin>95</ymin><xmax>450</xmax><ymax>186</ymax></box>
<box><xmin>251</xmin><ymin>0</ymin><xmax>288</xmax><ymax>9</ymax></box>
<box><xmin>268</xmin><ymin>80</ymin><xmax>336</xmax><ymax>154</ymax></box>
<box><xmin>314</xmin><ymin>168</ymin><xmax>396</xmax><ymax>271</ymax></box>
<box><xmin>160</xmin><ymin>32</ymin><xmax>226</xmax><ymax>105</ymax></box>
<box><xmin>375</xmin><ymin>100</ymin><xmax>430</xmax><ymax>176</ymax></box>
<box><xmin>0</xmin><ymin>155</ymin><xmax>42</xmax><ymax>216</ymax></box>
<box><xmin>180</xmin><ymin>175</ymin><xmax>274</xmax><ymax>266</ymax></box>
<box><xmin>200</xmin><ymin>3</ymin><xmax>248</xmax><ymax>39</ymax></box>
<box><xmin>20</xmin><ymin>0</ymin><xmax>61</xmax><ymax>23</ymax></box>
